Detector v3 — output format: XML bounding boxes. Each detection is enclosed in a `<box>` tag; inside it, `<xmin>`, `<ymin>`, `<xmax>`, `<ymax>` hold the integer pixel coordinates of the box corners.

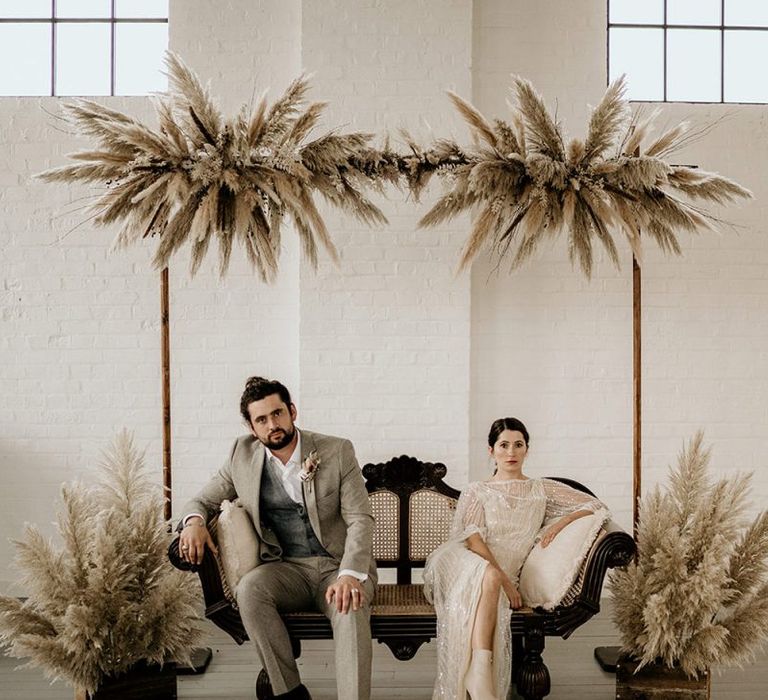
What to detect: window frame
<box><xmin>607</xmin><ymin>0</ymin><xmax>768</xmax><ymax>104</ymax></box>
<box><xmin>0</xmin><ymin>0</ymin><xmax>168</xmax><ymax>96</ymax></box>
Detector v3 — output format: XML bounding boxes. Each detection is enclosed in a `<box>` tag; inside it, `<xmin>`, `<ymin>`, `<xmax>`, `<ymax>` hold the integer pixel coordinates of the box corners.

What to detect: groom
<box><xmin>178</xmin><ymin>376</ymin><xmax>376</xmax><ymax>700</ymax></box>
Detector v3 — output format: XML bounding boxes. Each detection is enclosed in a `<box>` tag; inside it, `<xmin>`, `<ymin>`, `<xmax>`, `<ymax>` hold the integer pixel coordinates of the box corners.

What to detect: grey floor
<box><xmin>2</xmin><ymin>604</ymin><xmax>766</xmax><ymax>699</ymax></box>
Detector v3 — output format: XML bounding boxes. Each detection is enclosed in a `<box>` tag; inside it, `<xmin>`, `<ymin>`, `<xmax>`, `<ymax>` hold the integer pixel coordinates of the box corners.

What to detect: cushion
<box><xmin>216</xmin><ymin>499</ymin><xmax>261</xmax><ymax>590</ymax></box>
<box><xmin>519</xmin><ymin>508</ymin><xmax>609</xmax><ymax>610</ymax></box>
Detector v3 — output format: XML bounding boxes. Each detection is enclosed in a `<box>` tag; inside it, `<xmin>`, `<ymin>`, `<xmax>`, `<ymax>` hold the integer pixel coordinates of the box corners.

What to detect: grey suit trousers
<box><xmin>236</xmin><ymin>557</ymin><xmax>375</xmax><ymax>699</ymax></box>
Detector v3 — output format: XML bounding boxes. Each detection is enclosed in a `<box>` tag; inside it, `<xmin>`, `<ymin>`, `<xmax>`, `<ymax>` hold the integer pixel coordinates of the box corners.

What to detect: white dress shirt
<box><xmin>264</xmin><ymin>436</ymin><xmax>304</xmax><ymax>504</ymax></box>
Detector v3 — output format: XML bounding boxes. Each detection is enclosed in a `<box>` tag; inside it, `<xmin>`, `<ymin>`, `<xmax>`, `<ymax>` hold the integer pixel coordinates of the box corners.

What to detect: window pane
<box><xmin>726</xmin><ymin>0</ymin><xmax>768</xmax><ymax>26</ymax></box>
<box><xmin>115</xmin><ymin>22</ymin><xmax>167</xmax><ymax>95</ymax></box>
<box><xmin>56</xmin><ymin>22</ymin><xmax>110</xmax><ymax>95</ymax></box>
<box><xmin>609</xmin><ymin>0</ymin><xmax>663</xmax><ymax>24</ymax></box>
<box><xmin>609</xmin><ymin>28</ymin><xmax>664</xmax><ymax>100</ymax></box>
<box><xmin>0</xmin><ymin>23</ymin><xmax>51</xmax><ymax>95</ymax></box>
<box><xmin>725</xmin><ymin>30</ymin><xmax>768</xmax><ymax>102</ymax></box>
<box><xmin>115</xmin><ymin>0</ymin><xmax>168</xmax><ymax>18</ymax></box>
<box><xmin>667</xmin><ymin>29</ymin><xmax>721</xmax><ymax>101</ymax></box>
<box><xmin>668</xmin><ymin>0</ymin><xmax>721</xmax><ymax>26</ymax></box>
<box><xmin>0</xmin><ymin>0</ymin><xmax>50</xmax><ymax>18</ymax></box>
<box><xmin>56</xmin><ymin>0</ymin><xmax>110</xmax><ymax>18</ymax></box>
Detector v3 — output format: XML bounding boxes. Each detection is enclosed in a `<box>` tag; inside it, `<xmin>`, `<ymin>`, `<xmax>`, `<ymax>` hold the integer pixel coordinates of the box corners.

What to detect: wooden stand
<box><xmin>616</xmin><ymin>655</ymin><xmax>710</xmax><ymax>699</ymax></box>
<box><xmin>161</xmin><ymin>266</ymin><xmax>172</xmax><ymax>523</ymax></box>
<box><xmin>595</xmin><ymin>251</ymin><xmax>643</xmax><ymax>675</ymax></box>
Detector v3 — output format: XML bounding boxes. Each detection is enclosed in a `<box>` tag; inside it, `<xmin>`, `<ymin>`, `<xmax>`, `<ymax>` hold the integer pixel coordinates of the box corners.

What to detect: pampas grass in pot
<box><xmin>610</xmin><ymin>433</ymin><xmax>768</xmax><ymax>695</ymax></box>
<box><xmin>0</xmin><ymin>432</ymin><xmax>201</xmax><ymax>698</ymax></box>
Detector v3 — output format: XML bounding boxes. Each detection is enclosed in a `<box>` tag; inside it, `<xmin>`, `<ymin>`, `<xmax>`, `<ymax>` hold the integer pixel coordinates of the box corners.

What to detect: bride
<box><xmin>423</xmin><ymin>417</ymin><xmax>606</xmax><ymax>700</ymax></box>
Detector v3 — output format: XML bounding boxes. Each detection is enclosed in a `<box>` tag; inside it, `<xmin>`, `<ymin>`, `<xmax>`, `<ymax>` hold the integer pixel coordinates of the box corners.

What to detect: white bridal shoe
<box><xmin>464</xmin><ymin>649</ymin><xmax>498</xmax><ymax>700</ymax></box>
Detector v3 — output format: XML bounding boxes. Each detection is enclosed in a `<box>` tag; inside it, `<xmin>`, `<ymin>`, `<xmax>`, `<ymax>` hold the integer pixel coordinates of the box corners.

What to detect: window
<box><xmin>608</xmin><ymin>0</ymin><xmax>768</xmax><ymax>103</ymax></box>
<box><xmin>0</xmin><ymin>1</ymin><xmax>168</xmax><ymax>96</ymax></box>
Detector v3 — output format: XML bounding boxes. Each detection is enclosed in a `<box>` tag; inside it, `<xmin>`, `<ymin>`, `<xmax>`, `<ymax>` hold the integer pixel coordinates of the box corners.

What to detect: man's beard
<box><xmin>262</xmin><ymin>425</ymin><xmax>296</xmax><ymax>450</ymax></box>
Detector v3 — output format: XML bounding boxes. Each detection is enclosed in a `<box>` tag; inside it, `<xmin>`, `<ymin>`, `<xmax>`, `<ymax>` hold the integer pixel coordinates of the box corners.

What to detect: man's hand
<box><xmin>325</xmin><ymin>574</ymin><xmax>365</xmax><ymax>614</ymax></box>
<box><xmin>178</xmin><ymin>517</ymin><xmax>217</xmax><ymax>565</ymax></box>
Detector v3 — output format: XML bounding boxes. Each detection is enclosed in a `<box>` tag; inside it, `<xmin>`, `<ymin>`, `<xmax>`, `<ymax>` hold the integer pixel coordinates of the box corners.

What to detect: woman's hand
<box><xmin>540</xmin><ymin>522</ymin><xmax>565</xmax><ymax>548</ymax></box>
<box><xmin>501</xmin><ymin>577</ymin><xmax>522</xmax><ymax>609</ymax></box>
<box><xmin>540</xmin><ymin>509</ymin><xmax>594</xmax><ymax>548</ymax></box>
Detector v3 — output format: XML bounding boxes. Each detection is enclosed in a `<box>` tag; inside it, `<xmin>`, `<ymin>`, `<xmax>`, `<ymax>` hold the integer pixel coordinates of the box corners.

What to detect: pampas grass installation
<box><xmin>39</xmin><ymin>61</ymin><xmax>748</xmax><ymax>280</ymax></box>
<box><xmin>416</xmin><ymin>76</ymin><xmax>751</xmax><ymax>276</ymax></box>
<box><xmin>610</xmin><ymin>433</ymin><xmax>768</xmax><ymax>678</ymax></box>
<box><xmin>37</xmin><ymin>52</ymin><xmax>398</xmax><ymax>280</ymax></box>
<box><xmin>0</xmin><ymin>431</ymin><xmax>201</xmax><ymax>694</ymax></box>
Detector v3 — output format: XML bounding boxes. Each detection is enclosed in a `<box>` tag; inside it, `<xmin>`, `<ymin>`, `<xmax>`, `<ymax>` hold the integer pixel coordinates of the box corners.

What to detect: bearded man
<box><xmin>178</xmin><ymin>376</ymin><xmax>376</xmax><ymax>700</ymax></box>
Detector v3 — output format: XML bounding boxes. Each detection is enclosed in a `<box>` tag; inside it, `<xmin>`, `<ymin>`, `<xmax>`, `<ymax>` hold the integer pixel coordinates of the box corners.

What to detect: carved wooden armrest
<box><xmin>579</xmin><ymin>519</ymin><xmax>636</xmax><ymax>611</ymax></box>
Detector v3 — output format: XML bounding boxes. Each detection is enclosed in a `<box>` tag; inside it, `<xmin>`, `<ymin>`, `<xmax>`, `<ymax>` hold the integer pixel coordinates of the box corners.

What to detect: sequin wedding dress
<box><xmin>423</xmin><ymin>478</ymin><xmax>604</xmax><ymax>699</ymax></box>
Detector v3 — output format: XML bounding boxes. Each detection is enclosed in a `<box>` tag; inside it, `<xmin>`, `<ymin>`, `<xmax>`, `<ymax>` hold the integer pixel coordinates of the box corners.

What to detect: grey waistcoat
<box><xmin>259</xmin><ymin>460</ymin><xmax>330</xmax><ymax>558</ymax></box>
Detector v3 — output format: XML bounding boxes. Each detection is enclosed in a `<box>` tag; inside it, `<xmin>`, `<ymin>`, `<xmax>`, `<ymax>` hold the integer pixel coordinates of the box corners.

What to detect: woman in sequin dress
<box><xmin>423</xmin><ymin>418</ymin><xmax>606</xmax><ymax>700</ymax></box>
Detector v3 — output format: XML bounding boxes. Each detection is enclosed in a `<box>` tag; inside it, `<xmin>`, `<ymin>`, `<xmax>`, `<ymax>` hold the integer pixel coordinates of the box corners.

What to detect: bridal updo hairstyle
<box><xmin>487</xmin><ymin>417</ymin><xmax>530</xmax><ymax>448</ymax></box>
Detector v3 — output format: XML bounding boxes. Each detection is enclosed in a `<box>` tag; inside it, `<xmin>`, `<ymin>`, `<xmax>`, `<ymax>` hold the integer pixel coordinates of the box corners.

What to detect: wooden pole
<box><xmin>161</xmin><ymin>266</ymin><xmax>172</xmax><ymax>522</ymax></box>
<box><xmin>632</xmin><ymin>252</ymin><xmax>641</xmax><ymax>540</ymax></box>
<box><xmin>593</xmin><ymin>245</ymin><xmax>644</xmax><ymax>674</ymax></box>
<box><xmin>160</xmin><ymin>271</ymin><xmax>213</xmax><ymax>672</ymax></box>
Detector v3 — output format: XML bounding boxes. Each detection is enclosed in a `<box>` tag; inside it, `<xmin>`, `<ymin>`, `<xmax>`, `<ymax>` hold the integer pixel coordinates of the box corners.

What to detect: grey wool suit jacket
<box><xmin>179</xmin><ymin>429</ymin><xmax>377</xmax><ymax>579</ymax></box>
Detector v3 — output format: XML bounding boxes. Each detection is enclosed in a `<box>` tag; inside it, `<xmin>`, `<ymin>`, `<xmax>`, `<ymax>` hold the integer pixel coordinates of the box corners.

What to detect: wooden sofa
<box><xmin>168</xmin><ymin>455</ymin><xmax>635</xmax><ymax>699</ymax></box>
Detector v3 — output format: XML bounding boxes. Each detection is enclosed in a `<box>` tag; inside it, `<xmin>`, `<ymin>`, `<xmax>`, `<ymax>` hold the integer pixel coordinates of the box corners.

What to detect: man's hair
<box><xmin>239</xmin><ymin>376</ymin><xmax>293</xmax><ymax>424</ymax></box>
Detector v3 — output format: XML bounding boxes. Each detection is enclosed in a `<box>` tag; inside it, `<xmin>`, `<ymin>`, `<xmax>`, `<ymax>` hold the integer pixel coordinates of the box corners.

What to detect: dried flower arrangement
<box><xmin>37</xmin><ymin>54</ymin><xmax>751</xmax><ymax>281</ymax></box>
<box><xmin>37</xmin><ymin>53</ymin><xmax>401</xmax><ymax>281</ymax></box>
<box><xmin>610</xmin><ymin>433</ymin><xmax>768</xmax><ymax>678</ymax></box>
<box><xmin>413</xmin><ymin>76</ymin><xmax>751</xmax><ymax>276</ymax></box>
<box><xmin>0</xmin><ymin>432</ymin><xmax>201</xmax><ymax>695</ymax></box>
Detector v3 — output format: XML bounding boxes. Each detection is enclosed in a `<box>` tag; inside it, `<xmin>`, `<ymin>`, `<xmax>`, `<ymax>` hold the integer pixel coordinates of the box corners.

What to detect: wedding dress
<box><xmin>423</xmin><ymin>478</ymin><xmax>604</xmax><ymax>699</ymax></box>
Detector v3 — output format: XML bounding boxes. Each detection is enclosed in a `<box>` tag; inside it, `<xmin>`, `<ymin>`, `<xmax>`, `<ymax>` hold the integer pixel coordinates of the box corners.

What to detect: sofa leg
<box><xmin>511</xmin><ymin>634</ymin><xmax>524</xmax><ymax>687</ymax></box>
<box><xmin>256</xmin><ymin>669</ymin><xmax>274</xmax><ymax>699</ymax></box>
<box><xmin>515</xmin><ymin>622</ymin><xmax>551</xmax><ymax>700</ymax></box>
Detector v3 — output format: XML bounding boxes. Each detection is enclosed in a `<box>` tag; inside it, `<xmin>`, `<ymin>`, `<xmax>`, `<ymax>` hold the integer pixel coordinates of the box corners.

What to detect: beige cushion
<box><xmin>217</xmin><ymin>499</ymin><xmax>260</xmax><ymax>590</ymax></box>
<box><xmin>519</xmin><ymin>508</ymin><xmax>609</xmax><ymax>610</ymax></box>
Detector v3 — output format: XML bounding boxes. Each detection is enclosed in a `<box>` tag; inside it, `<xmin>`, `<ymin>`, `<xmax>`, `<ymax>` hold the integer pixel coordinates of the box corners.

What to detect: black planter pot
<box><xmin>86</xmin><ymin>660</ymin><xmax>178</xmax><ymax>700</ymax></box>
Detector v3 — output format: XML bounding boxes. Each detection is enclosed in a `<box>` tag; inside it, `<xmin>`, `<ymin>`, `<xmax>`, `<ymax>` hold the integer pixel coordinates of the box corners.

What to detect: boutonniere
<box><xmin>300</xmin><ymin>450</ymin><xmax>321</xmax><ymax>482</ymax></box>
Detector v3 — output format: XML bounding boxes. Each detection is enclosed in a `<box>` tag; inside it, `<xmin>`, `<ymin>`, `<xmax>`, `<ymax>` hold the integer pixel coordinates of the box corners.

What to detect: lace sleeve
<box><xmin>450</xmin><ymin>483</ymin><xmax>487</xmax><ymax>540</ymax></box>
<box><xmin>542</xmin><ymin>478</ymin><xmax>608</xmax><ymax>522</ymax></box>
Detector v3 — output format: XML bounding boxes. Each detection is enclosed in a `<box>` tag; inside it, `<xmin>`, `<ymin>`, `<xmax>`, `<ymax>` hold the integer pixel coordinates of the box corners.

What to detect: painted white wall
<box><xmin>2</xmin><ymin>0</ymin><xmax>766</xmax><ymax>592</ymax></box>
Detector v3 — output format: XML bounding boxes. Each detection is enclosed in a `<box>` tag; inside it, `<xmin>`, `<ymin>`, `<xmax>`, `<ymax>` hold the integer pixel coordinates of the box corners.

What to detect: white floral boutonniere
<box><xmin>300</xmin><ymin>450</ymin><xmax>321</xmax><ymax>483</ymax></box>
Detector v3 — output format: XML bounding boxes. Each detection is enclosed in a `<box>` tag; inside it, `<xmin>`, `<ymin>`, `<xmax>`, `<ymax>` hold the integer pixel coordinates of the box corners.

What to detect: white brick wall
<box><xmin>167</xmin><ymin>0</ymin><xmax>303</xmax><ymax>514</ymax></box>
<box><xmin>299</xmin><ymin>0</ymin><xmax>473</xmax><ymax>471</ymax></box>
<box><xmin>471</xmin><ymin>0</ymin><xmax>631</xmax><ymax>519</ymax></box>
<box><xmin>2</xmin><ymin>0</ymin><xmax>767</xmax><ymax>591</ymax></box>
<box><xmin>471</xmin><ymin>1</ymin><xmax>768</xmax><ymax>530</ymax></box>
<box><xmin>0</xmin><ymin>0</ymin><xmax>304</xmax><ymax>591</ymax></box>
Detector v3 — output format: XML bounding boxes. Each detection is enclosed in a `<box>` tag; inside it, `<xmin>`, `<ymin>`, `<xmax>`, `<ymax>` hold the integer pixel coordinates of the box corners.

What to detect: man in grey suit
<box><xmin>178</xmin><ymin>376</ymin><xmax>376</xmax><ymax>700</ymax></box>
